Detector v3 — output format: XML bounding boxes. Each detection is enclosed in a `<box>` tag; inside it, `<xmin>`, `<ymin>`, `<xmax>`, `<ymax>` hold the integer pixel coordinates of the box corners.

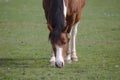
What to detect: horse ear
<box><xmin>47</xmin><ymin>23</ymin><xmax>53</xmax><ymax>32</ymax></box>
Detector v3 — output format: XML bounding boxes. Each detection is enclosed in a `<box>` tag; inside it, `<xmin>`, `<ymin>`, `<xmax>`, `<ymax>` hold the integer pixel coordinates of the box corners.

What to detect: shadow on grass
<box><xmin>0</xmin><ymin>57</ymin><xmax>50</xmax><ymax>68</ymax></box>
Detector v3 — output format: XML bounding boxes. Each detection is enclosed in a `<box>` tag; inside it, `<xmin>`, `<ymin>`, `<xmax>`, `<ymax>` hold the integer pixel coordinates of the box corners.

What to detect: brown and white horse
<box><xmin>43</xmin><ymin>0</ymin><xmax>85</xmax><ymax>68</ymax></box>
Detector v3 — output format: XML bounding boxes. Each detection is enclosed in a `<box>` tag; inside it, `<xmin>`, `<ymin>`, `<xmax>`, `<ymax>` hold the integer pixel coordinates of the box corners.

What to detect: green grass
<box><xmin>0</xmin><ymin>0</ymin><xmax>120</xmax><ymax>80</ymax></box>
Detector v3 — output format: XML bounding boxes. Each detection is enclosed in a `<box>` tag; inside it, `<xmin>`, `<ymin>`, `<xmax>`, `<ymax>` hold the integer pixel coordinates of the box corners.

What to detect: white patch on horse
<box><xmin>49</xmin><ymin>48</ymin><xmax>55</xmax><ymax>63</ymax></box>
<box><xmin>63</xmin><ymin>0</ymin><xmax>67</xmax><ymax>17</ymax></box>
<box><xmin>66</xmin><ymin>22</ymin><xmax>79</xmax><ymax>62</ymax></box>
<box><xmin>50</xmin><ymin>55</ymin><xmax>55</xmax><ymax>63</ymax></box>
<box><xmin>71</xmin><ymin>22</ymin><xmax>79</xmax><ymax>60</ymax></box>
<box><xmin>55</xmin><ymin>45</ymin><xmax>64</xmax><ymax>65</ymax></box>
<box><xmin>65</xmin><ymin>32</ymin><xmax>72</xmax><ymax>62</ymax></box>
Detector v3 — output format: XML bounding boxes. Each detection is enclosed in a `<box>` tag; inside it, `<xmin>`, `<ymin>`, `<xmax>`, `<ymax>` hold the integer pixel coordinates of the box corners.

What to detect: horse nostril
<box><xmin>55</xmin><ymin>62</ymin><xmax>64</xmax><ymax>68</ymax></box>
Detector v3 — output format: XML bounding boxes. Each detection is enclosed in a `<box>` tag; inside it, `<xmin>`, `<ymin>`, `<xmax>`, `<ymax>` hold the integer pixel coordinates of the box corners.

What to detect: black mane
<box><xmin>49</xmin><ymin>0</ymin><xmax>65</xmax><ymax>44</ymax></box>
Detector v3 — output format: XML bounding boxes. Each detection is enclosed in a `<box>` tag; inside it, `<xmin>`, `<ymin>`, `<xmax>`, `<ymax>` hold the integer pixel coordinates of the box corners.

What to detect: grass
<box><xmin>0</xmin><ymin>0</ymin><xmax>120</xmax><ymax>80</ymax></box>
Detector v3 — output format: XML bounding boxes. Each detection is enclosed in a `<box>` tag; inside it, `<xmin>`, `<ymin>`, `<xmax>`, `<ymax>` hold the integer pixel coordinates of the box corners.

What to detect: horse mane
<box><xmin>49</xmin><ymin>0</ymin><xmax>65</xmax><ymax>44</ymax></box>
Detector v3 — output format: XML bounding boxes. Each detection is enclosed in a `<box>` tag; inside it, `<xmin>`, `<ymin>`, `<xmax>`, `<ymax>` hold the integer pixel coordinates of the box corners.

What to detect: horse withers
<box><xmin>43</xmin><ymin>0</ymin><xmax>85</xmax><ymax>68</ymax></box>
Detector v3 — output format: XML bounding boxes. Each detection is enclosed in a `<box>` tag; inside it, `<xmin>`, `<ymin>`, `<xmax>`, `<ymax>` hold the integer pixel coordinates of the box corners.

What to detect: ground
<box><xmin>0</xmin><ymin>0</ymin><xmax>120</xmax><ymax>80</ymax></box>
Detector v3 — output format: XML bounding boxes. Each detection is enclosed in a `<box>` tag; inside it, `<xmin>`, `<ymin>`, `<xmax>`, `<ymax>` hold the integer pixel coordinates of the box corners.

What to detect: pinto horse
<box><xmin>43</xmin><ymin>0</ymin><xmax>85</xmax><ymax>68</ymax></box>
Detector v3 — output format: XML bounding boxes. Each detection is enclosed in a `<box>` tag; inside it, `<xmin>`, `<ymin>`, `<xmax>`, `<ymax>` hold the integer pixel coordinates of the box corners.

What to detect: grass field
<box><xmin>0</xmin><ymin>0</ymin><xmax>120</xmax><ymax>80</ymax></box>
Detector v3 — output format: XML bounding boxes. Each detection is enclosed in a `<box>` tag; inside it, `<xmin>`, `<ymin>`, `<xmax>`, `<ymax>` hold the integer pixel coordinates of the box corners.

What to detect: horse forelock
<box><xmin>49</xmin><ymin>30</ymin><xmax>61</xmax><ymax>45</ymax></box>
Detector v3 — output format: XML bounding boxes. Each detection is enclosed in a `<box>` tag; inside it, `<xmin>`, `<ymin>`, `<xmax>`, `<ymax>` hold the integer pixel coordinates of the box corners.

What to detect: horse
<box><xmin>43</xmin><ymin>0</ymin><xmax>85</xmax><ymax>68</ymax></box>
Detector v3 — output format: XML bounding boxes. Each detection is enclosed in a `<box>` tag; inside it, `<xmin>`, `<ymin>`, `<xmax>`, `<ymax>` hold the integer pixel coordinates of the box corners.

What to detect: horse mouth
<box><xmin>55</xmin><ymin>62</ymin><xmax>64</xmax><ymax>68</ymax></box>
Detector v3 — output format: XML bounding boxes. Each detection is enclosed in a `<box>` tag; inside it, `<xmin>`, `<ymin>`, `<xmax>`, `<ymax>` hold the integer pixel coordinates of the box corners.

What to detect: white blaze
<box><xmin>55</xmin><ymin>45</ymin><xmax>64</xmax><ymax>64</ymax></box>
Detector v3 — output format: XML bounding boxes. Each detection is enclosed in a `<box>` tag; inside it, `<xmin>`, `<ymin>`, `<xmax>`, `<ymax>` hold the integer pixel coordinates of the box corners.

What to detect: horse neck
<box><xmin>49</xmin><ymin>0</ymin><xmax>65</xmax><ymax>31</ymax></box>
